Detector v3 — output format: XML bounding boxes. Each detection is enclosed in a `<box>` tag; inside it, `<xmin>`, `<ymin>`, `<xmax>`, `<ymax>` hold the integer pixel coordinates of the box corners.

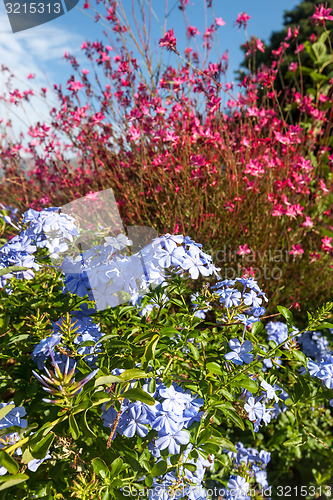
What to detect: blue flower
<box><xmin>243</xmin><ymin>290</ymin><xmax>263</xmax><ymax>309</ymax></box>
<box><xmin>244</xmin><ymin>397</ymin><xmax>264</xmax><ymax>422</ymax></box>
<box><xmin>117</xmin><ymin>406</ymin><xmax>150</xmax><ymax>438</ymax></box>
<box><xmin>159</xmin><ymin>385</ymin><xmax>188</xmax><ymax>415</ymax></box>
<box><xmin>260</xmin><ymin>380</ymin><xmax>279</xmax><ymax>403</ymax></box>
<box><xmin>227</xmin><ymin>475</ymin><xmax>250</xmax><ymax>499</ymax></box>
<box><xmin>224</xmin><ymin>339</ymin><xmax>253</xmax><ymax>365</ymax></box>
<box><xmin>217</xmin><ymin>288</ymin><xmax>242</xmax><ymax>308</ymax></box>
<box><xmin>0</xmin><ymin>402</ymin><xmax>27</xmax><ymax>430</ymax></box>
<box><xmin>31</xmin><ymin>334</ymin><xmax>62</xmax><ymax>369</ymax></box>
<box><xmin>151</xmin><ymin>406</ymin><xmax>182</xmax><ymax>434</ymax></box>
<box><xmin>155</xmin><ymin>429</ymin><xmax>190</xmax><ymax>455</ymax></box>
<box><xmin>235</xmin><ymin>314</ymin><xmax>259</xmax><ymax>326</ymax></box>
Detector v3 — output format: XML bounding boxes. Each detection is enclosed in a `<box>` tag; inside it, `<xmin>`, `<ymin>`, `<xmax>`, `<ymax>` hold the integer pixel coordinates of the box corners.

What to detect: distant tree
<box><xmin>237</xmin><ymin>0</ymin><xmax>333</xmax><ymax>96</ymax></box>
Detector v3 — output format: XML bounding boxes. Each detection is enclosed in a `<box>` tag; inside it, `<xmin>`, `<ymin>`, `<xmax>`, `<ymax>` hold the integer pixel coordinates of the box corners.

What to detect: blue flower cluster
<box><xmin>102</xmin><ymin>379</ymin><xmax>212</xmax><ymax>498</ymax></box>
<box><xmin>212</xmin><ymin>278</ymin><xmax>267</xmax><ymax>326</ymax></box>
<box><xmin>191</xmin><ymin>292</ymin><xmax>212</xmax><ymax>320</ymax></box>
<box><xmin>102</xmin><ymin>381</ymin><xmax>203</xmax><ymax>452</ymax></box>
<box><xmin>62</xmin><ymin>233</ymin><xmax>220</xmax><ymax>311</ymax></box>
<box><xmin>243</xmin><ymin>380</ymin><xmax>288</xmax><ymax>432</ymax></box>
<box><xmin>32</xmin><ymin>304</ymin><xmax>103</xmax><ymax>368</ymax></box>
<box><xmin>224</xmin><ymin>339</ymin><xmax>253</xmax><ymax>365</ymax></box>
<box><xmin>149</xmin><ymin>445</ymin><xmax>214</xmax><ymax>500</ymax></box>
<box><xmin>306</xmin><ymin>355</ymin><xmax>333</xmax><ymax>389</ymax></box>
<box><xmin>298</xmin><ymin>331</ymin><xmax>331</xmax><ymax>361</ymax></box>
<box><xmin>266</xmin><ymin>321</ymin><xmax>300</xmax><ymax>349</ymax></box>
<box><xmin>223</xmin><ymin>442</ymin><xmax>271</xmax><ymax>499</ymax></box>
<box><xmin>0</xmin><ymin>207</ymin><xmax>79</xmax><ymax>291</ymax></box>
<box><xmin>0</xmin><ymin>401</ymin><xmax>50</xmax><ymax>474</ymax></box>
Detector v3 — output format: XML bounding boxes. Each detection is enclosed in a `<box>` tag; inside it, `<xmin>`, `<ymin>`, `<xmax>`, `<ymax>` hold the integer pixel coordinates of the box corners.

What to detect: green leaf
<box><xmin>312</xmin><ymin>41</ymin><xmax>327</xmax><ymax>63</ymax></box>
<box><xmin>80</xmin><ymin>409</ymin><xmax>96</xmax><ymax>438</ymax></box>
<box><xmin>251</xmin><ymin>321</ymin><xmax>264</xmax><ymax>337</ymax></box>
<box><xmin>197</xmin><ymin>428</ymin><xmax>212</xmax><ymax>446</ymax></box>
<box><xmin>230</xmin><ymin>376</ymin><xmax>258</xmax><ymax>394</ymax></box>
<box><xmin>69</xmin><ymin>414</ymin><xmax>80</xmax><ymax>440</ymax></box>
<box><xmin>92</xmin><ymin>458</ymin><xmax>110</xmax><ymax>480</ymax></box>
<box><xmin>30</xmin><ymin>431</ymin><xmax>55</xmax><ymax>459</ymax></box>
<box><xmin>183</xmin><ymin>463</ymin><xmax>197</xmax><ymax>472</ymax></box>
<box><xmin>188</xmin><ymin>342</ymin><xmax>200</xmax><ymax>361</ymax></box>
<box><xmin>141</xmin><ymin>334</ymin><xmax>159</xmax><ymax>370</ymax></box>
<box><xmin>121</xmin><ymin>388</ymin><xmax>155</xmax><ymax>405</ymax></box>
<box><xmin>21</xmin><ymin>448</ymin><xmax>35</xmax><ymax>465</ymax></box>
<box><xmin>0</xmin><ymin>473</ymin><xmax>29</xmax><ymax>491</ymax></box>
<box><xmin>283</xmin><ymin>436</ymin><xmax>305</xmax><ymax>447</ymax></box>
<box><xmin>277</xmin><ymin>306</ymin><xmax>293</xmax><ymax>326</ymax></box>
<box><xmin>118</xmin><ymin>369</ymin><xmax>150</xmax><ymax>382</ymax></box>
<box><xmin>292</xmin><ymin>350</ymin><xmax>307</xmax><ymax>364</ymax></box>
<box><xmin>0</xmin><ymin>404</ymin><xmax>15</xmax><ymax>422</ymax></box>
<box><xmin>0</xmin><ymin>450</ymin><xmax>19</xmax><ymax>474</ymax></box>
<box><xmin>219</xmin><ymin>388</ymin><xmax>234</xmax><ymax>402</ymax></box>
<box><xmin>219</xmin><ymin>407</ymin><xmax>244</xmax><ymax>430</ymax></box>
<box><xmin>151</xmin><ymin>460</ymin><xmax>167</xmax><ymax>477</ymax></box>
<box><xmin>206</xmin><ymin>362</ymin><xmax>223</xmax><ymax>375</ymax></box>
<box><xmin>148</xmin><ymin>378</ymin><xmax>156</xmax><ymax>394</ymax></box>
<box><xmin>110</xmin><ymin>457</ymin><xmax>123</xmax><ymax>479</ymax></box>
<box><xmin>0</xmin><ymin>266</ymin><xmax>28</xmax><ymax>277</ymax></box>
<box><xmin>159</xmin><ymin>327</ymin><xmax>180</xmax><ymax>337</ymax></box>
<box><xmin>95</xmin><ymin>375</ymin><xmax>123</xmax><ymax>387</ymax></box>
<box><xmin>304</xmin><ymin>41</ymin><xmax>317</xmax><ymax>63</ymax></box>
<box><xmin>318</xmin><ymin>322</ymin><xmax>333</xmax><ymax>329</ymax></box>
<box><xmin>310</xmin><ymin>70</ymin><xmax>327</xmax><ymax>82</ymax></box>
<box><xmin>210</xmin><ymin>436</ymin><xmax>237</xmax><ymax>453</ymax></box>
<box><xmin>145</xmin><ymin>475</ymin><xmax>154</xmax><ymax>487</ymax></box>
<box><xmin>200</xmin><ymin>443</ymin><xmax>220</xmax><ymax>454</ymax></box>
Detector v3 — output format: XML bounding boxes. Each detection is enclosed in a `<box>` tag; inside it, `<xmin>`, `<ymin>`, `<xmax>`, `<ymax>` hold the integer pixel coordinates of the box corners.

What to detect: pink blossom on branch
<box><xmin>159</xmin><ymin>29</ymin><xmax>178</xmax><ymax>53</ymax></box>
<box><xmin>187</xmin><ymin>25</ymin><xmax>200</xmax><ymax>38</ymax></box>
<box><xmin>321</xmin><ymin>236</ymin><xmax>333</xmax><ymax>254</ymax></box>
<box><xmin>215</xmin><ymin>17</ymin><xmax>226</xmax><ymax>26</ymax></box>
<box><xmin>311</xmin><ymin>3</ymin><xmax>333</xmax><ymax>25</ymax></box>
<box><xmin>256</xmin><ymin>39</ymin><xmax>265</xmax><ymax>53</ymax></box>
<box><xmin>290</xmin><ymin>244</ymin><xmax>304</xmax><ymax>257</ymax></box>
<box><xmin>235</xmin><ymin>12</ymin><xmax>251</xmax><ymax>29</ymax></box>
<box><xmin>237</xmin><ymin>244</ymin><xmax>251</xmax><ymax>256</ymax></box>
<box><xmin>67</xmin><ymin>80</ymin><xmax>85</xmax><ymax>92</ymax></box>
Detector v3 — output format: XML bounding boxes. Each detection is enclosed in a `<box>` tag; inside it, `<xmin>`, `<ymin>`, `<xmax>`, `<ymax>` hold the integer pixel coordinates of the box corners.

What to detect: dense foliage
<box><xmin>0</xmin><ymin>203</ymin><xmax>332</xmax><ymax>499</ymax></box>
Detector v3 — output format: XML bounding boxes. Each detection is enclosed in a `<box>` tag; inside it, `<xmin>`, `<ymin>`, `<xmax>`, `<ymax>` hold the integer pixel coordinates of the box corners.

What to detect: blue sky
<box><xmin>0</xmin><ymin>0</ymin><xmax>300</xmax><ymax>133</ymax></box>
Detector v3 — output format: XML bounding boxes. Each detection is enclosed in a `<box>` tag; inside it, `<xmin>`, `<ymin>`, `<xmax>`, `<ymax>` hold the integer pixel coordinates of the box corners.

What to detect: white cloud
<box><xmin>0</xmin><ymin>15</ymin><xmax>83</xmax><ymax>136</ymax></box>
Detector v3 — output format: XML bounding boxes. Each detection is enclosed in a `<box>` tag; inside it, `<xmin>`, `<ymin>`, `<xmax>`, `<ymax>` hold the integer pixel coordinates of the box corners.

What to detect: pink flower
<box><xmin>288</xmin><ymin>62</ymin><xmax>298</xmax><ymax>72</ymax></box>
<box><xmin>256</xmin><ymin>39</ymin><xmax>265</xmax><ymax>53</ymax></box>
<box><xmin>128</xmin><ymin>125</ymin><xmax>141</xmax><ymax>142</ymax></box>
<box><xmin>295</xmin><ymin>43</ymin><xmax>304</xmax><ymax>54</ymax></box>
<box><xmin>321</xmin><ymin>236</ymin><xmax>333</xmax><ymax>253</ymax></box>
<box><xmin>68</xmin><ymin>80</ymin><xmax>84</xmax><ymax>92</ymax></box>
<box><xmin>302</xmin><ymin>216</ymin><xmax>314</xmax><ymax>228</ymax></box>
<box><xmin>159</xmin><ymin>29</ymin><xmax>178</xmax><ymax>53</ymax></box>
<box><xmin>290</xmin><ymin>244</ymin><xmax>304</xmax><ymax>257</ymax></box>
<box><xmin>187</xmin><ymin>25</ymin><xmax>200</xmax><ymax>37</ymax></box>
<box><xmin>320</xmin><ymin>179</ymin><xmax>329</xmax><ymax>193</ymax></box>
<box><xmin>27</xmin><ymin>73</ymin><xmax>35</xmax><ymax>79</ymax></box>
<box><xmin>235</xmin><ymin>12</ymin><xmax>251</xmax><ymax>29</ymax></box>
<box><xmin>215</xmin><ymin>17</ymin><xmax>226</xmax><ymax>26</ymax></box>
<box><xmin>309</xmin><ymin>252</ymin><xmax>321</xmax><ymax>263</ymax></box>
<box><xmin>237</xmin><ymin>244</ymin><xmax>251</xmax><ymax>256</ymax></box>
<box><xmin>311</xmin><ymin>3</ymin><xmax>333</xmax><ymax>25</ymax></box>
